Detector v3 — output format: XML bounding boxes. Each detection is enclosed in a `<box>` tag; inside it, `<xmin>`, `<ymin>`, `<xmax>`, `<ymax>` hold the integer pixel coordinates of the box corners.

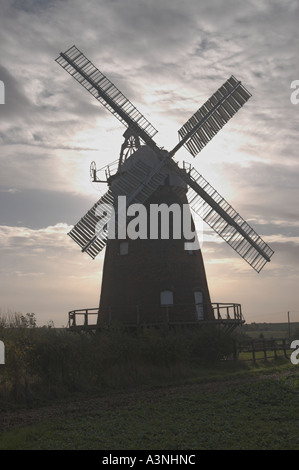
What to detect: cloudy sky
<box><xmin>0</xmin><ymin>0</ymin><xmax>298</xmax><ymax>327</ymax></box>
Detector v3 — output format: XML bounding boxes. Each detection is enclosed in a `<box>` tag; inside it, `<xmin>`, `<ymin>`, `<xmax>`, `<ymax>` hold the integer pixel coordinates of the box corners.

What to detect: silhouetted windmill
<box><xmin>56</xmin><ymin>46</ymin><xmax>274</xmax><ymax>330</ymax></box>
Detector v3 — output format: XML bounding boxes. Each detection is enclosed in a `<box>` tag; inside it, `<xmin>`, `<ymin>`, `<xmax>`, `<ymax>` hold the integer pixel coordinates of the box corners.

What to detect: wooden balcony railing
<box><xmin>68</xmin><ymin>302</ymin><xmax>244</xmax><ymax>330</ymax></box>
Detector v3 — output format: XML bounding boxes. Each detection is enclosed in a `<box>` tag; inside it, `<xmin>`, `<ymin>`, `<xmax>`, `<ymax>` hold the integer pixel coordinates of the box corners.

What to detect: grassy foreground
<box><xmin>1</xmin><ymin>361</ymin><xmax>298</xmax><ymax>450</ymax></box>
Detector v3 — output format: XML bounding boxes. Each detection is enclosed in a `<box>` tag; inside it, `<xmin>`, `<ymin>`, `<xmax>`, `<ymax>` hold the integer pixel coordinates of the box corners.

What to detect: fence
<box><xmin>236</xmin><ymin>338</ymin><xmax>290</xmax><ymax>363</ymax></box>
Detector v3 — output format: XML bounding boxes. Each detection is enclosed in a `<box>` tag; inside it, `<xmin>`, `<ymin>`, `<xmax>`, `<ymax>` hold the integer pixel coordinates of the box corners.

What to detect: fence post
<box><xmin>263</xmin><ymin>340</ymin><xmax>267</xmax><ymax>361</ymax></box>
<box><xmin>70</xmin><ymin>311</ymin><xmax>76</xmax><ymax>327</ymax></box>
<box><xmin>252</xmin><ymin>341</ymin><xmax>256</xmax><ymax>363</ymax></box>
<box><xmin>273</xmin><ymin>341</ymin><xmax>277</xmax><ymax>359</ymax></box>
<box><xmin>283</xmin><ymin>339</ymin><xmax>288</xmax><ymax>358</ymax></box>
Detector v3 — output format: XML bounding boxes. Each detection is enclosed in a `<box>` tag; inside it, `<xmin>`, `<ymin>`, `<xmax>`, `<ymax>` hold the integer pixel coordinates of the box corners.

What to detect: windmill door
<box><xmin>194</xmin><ymin>291</ymin><xmax>204</xmax><ymax>320</ymax></box>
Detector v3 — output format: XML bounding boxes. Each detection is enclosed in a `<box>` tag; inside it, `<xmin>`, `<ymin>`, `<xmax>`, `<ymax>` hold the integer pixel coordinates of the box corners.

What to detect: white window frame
<box><xmin>160</xmin><ymin>290</ymin><xmax>174</xmax><ymax>306</ymax></box>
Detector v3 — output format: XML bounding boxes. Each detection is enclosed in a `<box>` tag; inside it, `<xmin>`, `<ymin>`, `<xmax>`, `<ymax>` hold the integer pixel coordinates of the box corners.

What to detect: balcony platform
<box><xmin>67</xmin><ymin>302</ymin><xmax>245</xmax><ymax>334</ymax></box>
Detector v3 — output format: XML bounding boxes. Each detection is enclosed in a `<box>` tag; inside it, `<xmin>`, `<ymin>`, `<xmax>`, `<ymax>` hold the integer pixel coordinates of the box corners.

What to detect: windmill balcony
<box><xmin>95</xmin><ymin>158</ymin><xmax>190</xmax><ymax>184</ymax></box>
<box><xmin>68</xmin><ymin>302</ymin><xmax>244</xmax><ymax>331</ymax></box>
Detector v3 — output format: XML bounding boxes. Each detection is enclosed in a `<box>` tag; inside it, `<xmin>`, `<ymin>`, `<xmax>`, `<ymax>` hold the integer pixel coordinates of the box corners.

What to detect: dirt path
<box><xmin>0</xmin><ymin>369</ymin><xmax>294</xmax><ymax>432</ymax></box>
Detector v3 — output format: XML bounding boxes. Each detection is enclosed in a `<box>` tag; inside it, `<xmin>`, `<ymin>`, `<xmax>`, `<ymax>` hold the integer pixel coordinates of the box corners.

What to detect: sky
<box><xmin>0</xmin><ymin>0</ymin><xmax>298</xmax><ymax>327</ymax></box>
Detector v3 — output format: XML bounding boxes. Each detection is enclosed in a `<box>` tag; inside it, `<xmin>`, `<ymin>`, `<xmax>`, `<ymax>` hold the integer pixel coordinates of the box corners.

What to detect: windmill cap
<box><xmin>115</xmin><ymin>145</ymin><xmax>187</xmax><ymax>190</ymax></box>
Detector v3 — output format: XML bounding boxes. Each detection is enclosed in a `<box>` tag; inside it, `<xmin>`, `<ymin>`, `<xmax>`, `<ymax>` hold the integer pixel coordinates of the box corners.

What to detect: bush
<box><xmin>188</xmin><ymin>325</ymin><xmax>235</xmax><ymax>363</ymax></box>
<box><xmin>0</xmin><ymin>324</ymin><xmax>234</xmax><ymax>406</ymax></box>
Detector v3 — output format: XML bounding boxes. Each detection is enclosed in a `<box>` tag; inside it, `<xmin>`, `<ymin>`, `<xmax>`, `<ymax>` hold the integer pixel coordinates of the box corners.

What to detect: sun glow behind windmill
<box><xmin>56</xmin><ymin>45</ymin><xmax>274</xmax><ymax>329</ymax></box>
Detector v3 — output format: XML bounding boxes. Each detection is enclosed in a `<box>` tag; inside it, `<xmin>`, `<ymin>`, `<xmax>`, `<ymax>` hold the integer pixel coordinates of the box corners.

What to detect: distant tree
<box><xmin>0</xmin><ymin>311</ymin><xmax>37</xmax><ymax>328</ymax></box>
<box><xmin>45</xmin><ymin>320</ymin><xmax>55</xmax><ymax>329</ymax></box>
<box><xmin>20</xmin><ymin>313</ymin><xmax>37</xmax><ymax>328</ymax></box>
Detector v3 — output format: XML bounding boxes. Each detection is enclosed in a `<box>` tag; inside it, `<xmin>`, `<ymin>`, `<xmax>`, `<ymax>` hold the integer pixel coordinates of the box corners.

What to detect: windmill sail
<box><xmin>177</xmin><ymin>76</ymin><xmax>252</xmax><ymax>157</ymax></box>
<box><xmin>55</xmin><ymin>45</ymin><xmax>158</xmax><ymax>145</ymax></box>
<box><xmin>57</xmin><ymin>46</ymin><xmax>273</xmax><ymax>272</ymax></box>
<box><xmin>168</xmin><ymin>161</ymin><xmax>274</xmax><ymax>272</ymax></box>
<box><xmin>68</xmin><ymin>189</ymin><xmax>114</xmax><ymax>259</ymax></box>
<box><xmin>69</xmin><ymin>158</ymin><xmax>167</xmax><ymax>259</ymax></box>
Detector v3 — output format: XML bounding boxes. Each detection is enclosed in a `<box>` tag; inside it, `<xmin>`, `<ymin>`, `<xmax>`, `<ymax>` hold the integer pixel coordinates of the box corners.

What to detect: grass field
<box><xmin>1</xmin><ymin>319</ymin><xmax>299</xmax><ymax>450</ymax></box>
<box><xmin>1</xmin><ymin>360</ymin><xmax>298</xmax><ymax>450</ymax></box>
<box><xmin>241</xmin><ymin>322</ymin><xmax>299</xmax><ymax>340</ymax></box>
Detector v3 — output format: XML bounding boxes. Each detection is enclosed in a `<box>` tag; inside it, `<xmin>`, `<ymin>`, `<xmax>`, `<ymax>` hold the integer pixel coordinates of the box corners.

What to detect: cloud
<box><xmin>0</xmin><ymin>0</ymin><xmax>298</xmax><ymax>324</ymax></box>
<box><xmin>0</xmin><ymin>223</ymin><xmax>104</xmax><ymax>325</ymax></box>
<box><xmin>12</xmin><ymin>0</ymin><xmax>59</xmax><ymax>14</ymax></box>
<box><xmin>0</xmin><ymin>64</ymin><xmax>32</xmax><ymax>122</ymax></box>
<box><xmin>202</xmin><ymin>237</ymin><xmax>299</xmax><ymax>323</ymax></box>
<box><xmin>217</xmin><ymin>161</ymin><xmax>299</xmax><ymax>230</ymax></box>
<box><xmin>0</xmin><ymin>188</ymin><xmax>99</xmax><ymax>228</ymax></box>
<box><xmin>0</xmin><ymin>223</ymin><xmax>72</xmax><ymax>251</ymax></box>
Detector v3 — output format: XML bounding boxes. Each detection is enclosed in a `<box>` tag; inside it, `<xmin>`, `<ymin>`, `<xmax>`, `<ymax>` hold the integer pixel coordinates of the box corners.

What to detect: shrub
<box><xmin>0</xmin><ymin>324</ymin><xmax>234</xmax><ymax>406</ymax></box>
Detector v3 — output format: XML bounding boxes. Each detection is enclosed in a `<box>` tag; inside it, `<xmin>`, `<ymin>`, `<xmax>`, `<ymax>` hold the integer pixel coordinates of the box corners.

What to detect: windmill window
<box><xmin>119</xmin><ymin>241</ymin><xmax>129</xmax><ymax>255</ymax></box>
<box><xmin>194</xmin><ymin>290</ymin><xmax>204</xmax><ymax>320</ymax></box>
<box><xmin>160</xmin><ymin>290</ymin><xmax>174</xmax><ymax>306</ymax></box>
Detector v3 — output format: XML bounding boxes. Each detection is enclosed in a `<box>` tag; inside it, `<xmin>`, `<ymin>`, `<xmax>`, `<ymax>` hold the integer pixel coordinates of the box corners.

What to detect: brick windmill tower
<box><xmin>56</xmin><ymin>46</ymin><xmax>274</xmax><ymax>330</ymax></box>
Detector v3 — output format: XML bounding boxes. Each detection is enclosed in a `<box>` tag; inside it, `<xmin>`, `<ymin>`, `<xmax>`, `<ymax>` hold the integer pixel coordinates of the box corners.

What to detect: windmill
<box><xmin>56</xmin><ymin>45</ymin><xmax>274</xmax><ymax>330</ymax></box>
